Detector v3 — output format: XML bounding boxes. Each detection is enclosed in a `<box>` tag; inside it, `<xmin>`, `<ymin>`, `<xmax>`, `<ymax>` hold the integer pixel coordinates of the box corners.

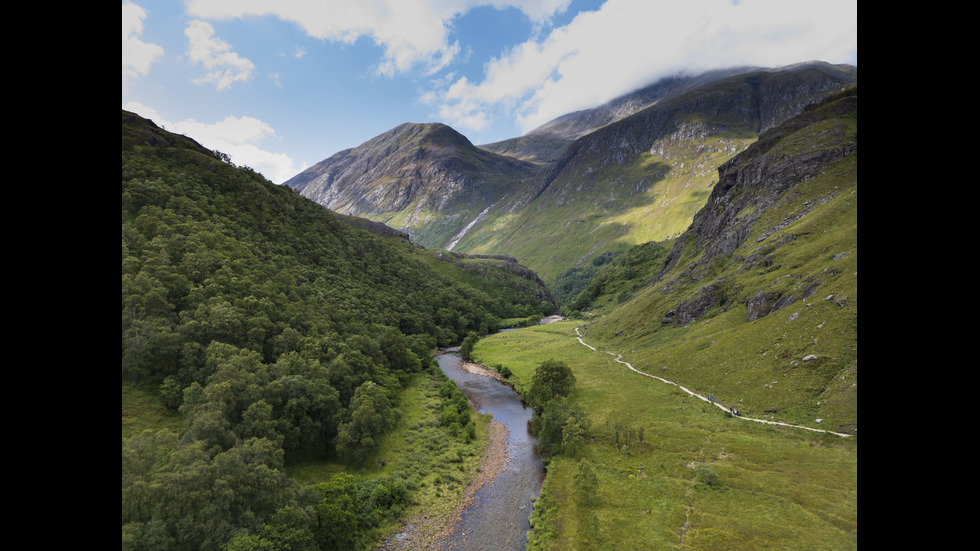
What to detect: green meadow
<box><xmin>472</xmin><ymin>321</ymin><xmax>857</xmax><ymax>550</ymax></box>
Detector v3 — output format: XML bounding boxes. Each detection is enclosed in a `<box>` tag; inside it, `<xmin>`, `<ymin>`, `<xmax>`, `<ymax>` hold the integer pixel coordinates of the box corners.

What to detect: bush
<box><xmin>694</xmin><ymin>462</ymin><xmax>718</xmax><ymax>486</ymax></box>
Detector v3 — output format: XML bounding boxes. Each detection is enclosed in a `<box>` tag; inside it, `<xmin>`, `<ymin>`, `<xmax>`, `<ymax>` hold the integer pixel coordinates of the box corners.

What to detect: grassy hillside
<box><xmin>121</xmin><ymin>110</ymin><xmax>551</xmax><ymax>550</ymax></box>
<box><xmin>579</xmin><ymin>85</ymin><xmax>858</xmax><ymax>432</ymax></box>
<box><xmin>454</xmin><ymin>137</ymin><xmax>744</xmax><ymax>286</ymax></box>
<box><xmin>470</xmin><ymin>85</ymin><xmax>858</xmax><ymax>549</ymax></box>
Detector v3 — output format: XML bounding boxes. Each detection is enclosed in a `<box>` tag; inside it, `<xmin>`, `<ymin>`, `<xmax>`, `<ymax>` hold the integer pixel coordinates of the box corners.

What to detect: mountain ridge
<box><xmin>447</xmin><ymin>61</ymin><xmax>857</xmax><ymax>283</ymax></box>
<box><xmin>285</xmin><ymin>61</ymin><xmax>856</xmax><ymax>286</ymax></box>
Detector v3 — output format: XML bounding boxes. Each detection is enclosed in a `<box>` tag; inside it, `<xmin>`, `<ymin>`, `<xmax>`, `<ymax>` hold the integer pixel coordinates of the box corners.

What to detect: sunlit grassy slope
<box><xmin>453</xmin><ymin>132</ymin><xmax>755</xmax><ymax>286</ymax></box>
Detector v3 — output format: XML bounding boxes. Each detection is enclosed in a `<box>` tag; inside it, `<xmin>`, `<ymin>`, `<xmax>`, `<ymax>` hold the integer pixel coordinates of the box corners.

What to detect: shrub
<box><xmin>694</xmin><ymin>462</ymin><xmax>718</xmax><ymax>486</ymax></box>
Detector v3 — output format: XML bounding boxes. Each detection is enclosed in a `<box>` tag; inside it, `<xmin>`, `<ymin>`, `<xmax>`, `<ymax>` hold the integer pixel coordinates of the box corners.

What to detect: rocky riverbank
<box><xmin>374</xmin><ymin>420</ymin><xmax>510</xmax><ymax>551</ymax></box>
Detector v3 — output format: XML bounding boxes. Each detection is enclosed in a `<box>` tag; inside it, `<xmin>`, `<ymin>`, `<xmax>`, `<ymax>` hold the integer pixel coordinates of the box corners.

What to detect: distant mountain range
<box><xmin>285</xmin><ymin>61</ymin><xmax>856</xmax><ymax>285</ymax></box>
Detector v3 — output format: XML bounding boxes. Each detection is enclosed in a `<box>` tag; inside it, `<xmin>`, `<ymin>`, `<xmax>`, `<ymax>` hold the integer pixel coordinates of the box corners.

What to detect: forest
<box><xmin>121</xmin><ymin>110</ymin><xmax>548</xmax><ymax>550</ymax></box>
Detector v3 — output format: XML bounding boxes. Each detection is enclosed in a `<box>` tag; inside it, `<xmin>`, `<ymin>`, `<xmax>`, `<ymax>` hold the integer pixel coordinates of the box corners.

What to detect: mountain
<box><xmin>474</xmin><ymin>84</ymin><xmax>858</xmax><ymax>551</ymax></box>
<box><xmin>478</xmin><ymin>64</ymin><xmax>806</xmax><ymax>165</ymax></box>
<box><xmin>287</xmin><ymin>62</ymin><xmax>856</xmax><ymax>286</ymax></box>
<box><xmin>449</xmin><ymin>61</ymin><xmax>857</xmax><ymax>284</ymax></box>
<box><xmin>284</xmin><ymin>122</ymin><xmax>539</xmax><ymax>248</ymax></box>
<box><xmin>571</xmin><ymin>84</ymin><xmax>858</xmax><ymax>431</ymax></box>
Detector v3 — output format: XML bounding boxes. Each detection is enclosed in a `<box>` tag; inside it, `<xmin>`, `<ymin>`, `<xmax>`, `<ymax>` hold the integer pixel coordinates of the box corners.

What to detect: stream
<box><xmin>432</xmin><ymin>325</ymin><xmax>550</xmax><ymax>551</ymax></box>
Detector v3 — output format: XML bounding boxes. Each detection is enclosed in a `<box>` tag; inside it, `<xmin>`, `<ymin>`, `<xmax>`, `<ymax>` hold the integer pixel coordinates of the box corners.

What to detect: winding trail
<box><xmin>574</xmin><ymin>326</ymin><xmax>851</xmax><ymax>438</ymax></box>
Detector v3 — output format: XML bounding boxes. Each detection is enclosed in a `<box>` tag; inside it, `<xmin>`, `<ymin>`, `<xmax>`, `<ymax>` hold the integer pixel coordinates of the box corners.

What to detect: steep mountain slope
<box><xmin>284</xmin><ymin>122</ymin><xmax>539</xmax><ymax>248</ymax></box>
<box><xmin>572</xmin><ymin>85</ymin><xmax>858</xmax><ymax>432</ymax></box>
<box><xmin>455</xmin><ymin>62</ymin><xmax>857</xmax><ymax>284</ymax></box>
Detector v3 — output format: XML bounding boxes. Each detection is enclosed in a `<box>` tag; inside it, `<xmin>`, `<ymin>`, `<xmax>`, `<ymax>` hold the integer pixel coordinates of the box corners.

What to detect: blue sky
<box><xmin>123</xmin><ymin>0</ymin><xmax>857</xmax><ymax>184</ymax></box>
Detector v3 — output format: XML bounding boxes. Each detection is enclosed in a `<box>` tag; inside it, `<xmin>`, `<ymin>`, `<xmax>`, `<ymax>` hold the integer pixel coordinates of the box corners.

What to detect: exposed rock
<box><xmin>747</xmin><ymin>290</ymin><xmax>784</xmax><ymax>322</ymax></box>
<box><xmin>666</xmin><ymin>280</ymin><xmax>735</xmax><ymax>327</ymax></box>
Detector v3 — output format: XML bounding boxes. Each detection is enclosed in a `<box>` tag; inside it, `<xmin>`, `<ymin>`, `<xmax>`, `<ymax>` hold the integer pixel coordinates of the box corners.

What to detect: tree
<box><xmin>562</xmin><ymin>415</ymin><xmax>587</xmax><ymax>458</ymax></box>
<box><xmin>159</xmin><ymin>375</ymin><xmax>183</xmax><ymax>410</ymax></box>
<box><xmin>336</xmin><ymin>381</ymin><xmax>398</xmax><ymax>463</ymax></box>
<box><xmin>256</xmin><ymin>506</ymin><xmax>317</xmax><ymax>551</ymax></box>
<box><xmin>313</xmin><ymin>473</ymin><xmax>359</xmax><ymax>550</ymax></box>
<box><xmin>527</xmin><ymin>359</ymin><xmax>576</xmax><ymax>411</ymax></box>
<box><xmin>459</xmin><ymin>332</ymin><xmax>479</xmax><ymax>361</ymax></box>
<box><xmin>532</xmin><ymin>397</ymin><xmax>590</xmax><ymax>456</ymax></box>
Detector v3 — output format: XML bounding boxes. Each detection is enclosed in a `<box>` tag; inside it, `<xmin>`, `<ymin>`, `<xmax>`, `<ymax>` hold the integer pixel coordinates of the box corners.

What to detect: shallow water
<box><xmin>434</xmin><ymin>349</ymin><xmax>544</xmax><ymax>551</ymax></box>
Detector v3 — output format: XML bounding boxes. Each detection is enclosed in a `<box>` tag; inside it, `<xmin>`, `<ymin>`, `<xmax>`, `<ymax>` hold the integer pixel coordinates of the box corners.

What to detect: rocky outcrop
<box><xmin>654</xmin><ymin>85</ymin><xmax>857</xmax><ymax>324</ymax></box>
<box><xmin>662</xmin><ymin>279</ymin><xmax>738</xmax><ymax>327</ymax></box>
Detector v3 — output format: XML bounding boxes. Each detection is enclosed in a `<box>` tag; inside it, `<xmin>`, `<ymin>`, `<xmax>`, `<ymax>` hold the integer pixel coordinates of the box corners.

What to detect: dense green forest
<box><xmin>121</xmin><ymin>110</ymin><xmax>549</xmax><ymax>550</ymax></box>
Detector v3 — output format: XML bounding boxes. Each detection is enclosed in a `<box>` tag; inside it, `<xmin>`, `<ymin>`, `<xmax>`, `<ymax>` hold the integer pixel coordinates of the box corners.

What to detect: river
<box><xmin>431</xmin><ymin>343</ymin><xmax>544</xmax><ymax>550</ymax></box>
<box><xmin>382</xmin><ymin>317</ymin><xmax>561</xmax><ymax>551</ymax></box>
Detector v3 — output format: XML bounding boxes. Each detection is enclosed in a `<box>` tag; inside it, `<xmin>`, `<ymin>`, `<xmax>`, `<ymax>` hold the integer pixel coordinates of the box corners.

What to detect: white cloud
<box><xmin>122</xmin><ymin>1</ymin><xmax>164</xmax><ymax>93</ymax></box>
<box><xmin>183</xmin><ymin>0</ymin><xmax>571</xmax><ymax>77</ymax></box>
<box><xmin>431</xmin><ymin>0</ymin><xmax>858</xmax><ymax>134</ymax></box>
<box><xmin>123</xmin><ymin>102</ymin><xmax>305</xmax><ymax>184</ymax></box>
<box><xmin>185</xmin><ymin>19</ymin><xmax>256</xmax><ymax>89</ymax></box>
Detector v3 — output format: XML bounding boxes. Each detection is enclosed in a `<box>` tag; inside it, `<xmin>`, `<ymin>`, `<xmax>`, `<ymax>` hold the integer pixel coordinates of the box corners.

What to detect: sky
<box><xmin>122</xmin><ymin>0</ymin><xmax>857</xmax><ymax>185</ymax></box>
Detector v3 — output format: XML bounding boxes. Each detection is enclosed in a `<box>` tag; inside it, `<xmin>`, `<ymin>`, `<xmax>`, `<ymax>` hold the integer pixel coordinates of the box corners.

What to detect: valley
<box><xmin>123</xmin><ymin>60</ymin><xmax>856</xmax><ymax>550</ymax></box>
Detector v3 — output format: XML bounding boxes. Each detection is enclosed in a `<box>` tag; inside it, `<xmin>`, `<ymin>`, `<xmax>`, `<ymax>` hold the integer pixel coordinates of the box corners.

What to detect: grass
<box><xmin>121</xmin><ymin>381</ymin><xmax>184</xmax><ymax>440</ymax></box>
<box><xmin>473</xmin><ymin>321</ymin><xmax>856</xmax><ymax>550</ymax></box>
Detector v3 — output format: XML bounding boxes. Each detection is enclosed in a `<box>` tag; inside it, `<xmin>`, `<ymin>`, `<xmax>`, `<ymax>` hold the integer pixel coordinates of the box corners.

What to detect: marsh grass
<box><xmin>475</xmin><ymin>322</ymin><xmax>856</xmax><ymax>550</ymax></box>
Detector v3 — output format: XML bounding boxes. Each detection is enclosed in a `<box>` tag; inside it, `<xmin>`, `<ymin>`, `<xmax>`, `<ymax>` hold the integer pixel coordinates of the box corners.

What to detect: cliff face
<box><xmin>655</xmin><ymin>85</ymin><xmax>857</xmax><ymax>323</ymax></box>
